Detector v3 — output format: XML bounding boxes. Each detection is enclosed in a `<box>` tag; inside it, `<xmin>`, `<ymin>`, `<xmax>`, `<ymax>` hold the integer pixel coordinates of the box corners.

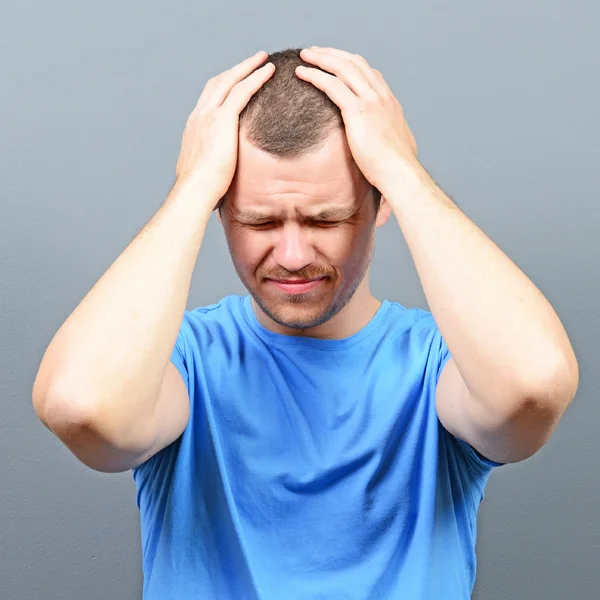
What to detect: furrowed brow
<box><xmin>232</xmin><ymin>210</ymin><xmax>284</xmax><ymax>223</ymax></box>
<box><xmin>305</xmin><ymin>206</ymin><xmax>357</xmax><ymax>220</ymax></box>
<box><xmin>232</xmin><ymin>206</ymin><xmax>357</xmax><ymax>223</ymax></box>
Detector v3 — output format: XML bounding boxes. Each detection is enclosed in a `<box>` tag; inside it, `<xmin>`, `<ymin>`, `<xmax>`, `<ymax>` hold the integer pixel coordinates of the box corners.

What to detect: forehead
<box><xmin>227</xmin><ymin>128</ymin><xmax>369</xmax><ymax>212</ymax></box>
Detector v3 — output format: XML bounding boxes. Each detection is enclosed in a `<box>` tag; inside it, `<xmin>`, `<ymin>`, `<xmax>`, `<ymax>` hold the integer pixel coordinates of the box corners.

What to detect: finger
<box><xmin>308</xmin><ymin>47</ymin><xmax>387</xmax><ymax>95</ymax></box>
<box><xmin>309</xmin><ymin>47</ymin><xmax>364</xmax><ymax>65</ymax></box>
<box><xmin>371</xmin><ymin>68</ymin><xmax>392</xmax><ymax>94</ymax></box>
<box><xmin>295</xmin><ymin>66</ymin><xmax>356</xmax><ymax>111</ymax></box>
<box><xmin>222</xmin><ymin>62</ymin><xmax>276</xmax><ymax>114</ymax></box>
<box><xmin>197</xmin><ymin>51</ymin><xmax>269</xmax><ymax>111</ymax></box>
<box><xmin>300</xmin><ymin>49</ymin><xmax>375</xmax><ymax>99</ymax></box>
<box><xmin>306</xmin><ymin>47</ymin><xmax>387</xmax><ymax>97</ymax></box>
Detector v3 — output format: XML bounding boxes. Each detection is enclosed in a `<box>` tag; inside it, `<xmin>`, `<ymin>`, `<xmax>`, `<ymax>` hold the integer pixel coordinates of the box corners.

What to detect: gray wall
<box><xmin>1</xmin><ymin>1</ymin><xmax>598</xmax><ymax>598</ymax></box>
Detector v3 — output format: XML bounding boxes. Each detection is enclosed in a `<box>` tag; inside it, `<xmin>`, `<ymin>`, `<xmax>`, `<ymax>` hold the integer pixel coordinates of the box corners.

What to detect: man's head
<box><xmin>219</xmin><ymin>48</ymin><xmax>391</xmax><ymax>333</ymax></box>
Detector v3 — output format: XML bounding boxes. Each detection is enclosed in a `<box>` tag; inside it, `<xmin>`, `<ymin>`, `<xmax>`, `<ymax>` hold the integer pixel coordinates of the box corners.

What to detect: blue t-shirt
<box><xmin>132</xmin><ymin>295</ymin><xmax>504</xmax><ymax>599</ymax></box>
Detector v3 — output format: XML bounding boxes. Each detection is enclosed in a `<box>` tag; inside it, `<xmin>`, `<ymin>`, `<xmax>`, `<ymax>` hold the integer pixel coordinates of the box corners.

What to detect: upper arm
<box><xmin>128</xmin><ymin>360</ymin><xmax>190</xmax><ymax>470</ymax></box>
<box><xmin>436</xmin><ymin>357</ymin><xmax>559</xmax><ymax>465</ymax></box>
<box><xmin>41</xmin><ymin>360</ymin><xmax>190</xmax><ymax>474</ymax></box>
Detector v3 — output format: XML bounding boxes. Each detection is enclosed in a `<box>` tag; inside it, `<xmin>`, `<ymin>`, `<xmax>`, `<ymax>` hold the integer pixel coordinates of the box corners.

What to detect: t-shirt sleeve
<box><xmin>170</xmin><ymin>329</ymin><xmax>189</xmax><ymax>389</ymax></box>
<box><xmin>131</xmin><ymin>312</ymin><xmax>190</xmax><ymax>478</ymax></box>
<box><xmin>433</xmin><ymin>318</ymin><xmax>506</xmax><ymax>474</ymax></box>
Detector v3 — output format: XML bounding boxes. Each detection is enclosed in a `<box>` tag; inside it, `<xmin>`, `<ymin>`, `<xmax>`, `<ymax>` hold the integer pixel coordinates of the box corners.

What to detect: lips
<box><xmin>271</xmin><ymin>277</ymin><xmax>323</xmax><ymax>284</ymax></box>
<box><xmin>267</xmin><ymin>277</ymin><xmax>326</xmax><ymax>294</ymax></box>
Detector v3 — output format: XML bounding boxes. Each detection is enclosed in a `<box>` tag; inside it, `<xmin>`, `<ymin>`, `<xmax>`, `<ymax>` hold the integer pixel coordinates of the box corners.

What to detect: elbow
<box><xmin>33</xmin><ymin>384</ymin><xmax>99</xmax><ymax>440</ymax></box>
<box><xmin>530</xmin><ymin>352</ymin><xmax>579</xmax><ymax>414</ymax></box>
<box><xmin>33</xmin><ymin>372</ymin><xmax>81</xmax><ymax>429</ymax></box>
<box><xmin>514</xmin><ymin>353</ymin><xmax>579</xmax><ymax>441</ymax></box>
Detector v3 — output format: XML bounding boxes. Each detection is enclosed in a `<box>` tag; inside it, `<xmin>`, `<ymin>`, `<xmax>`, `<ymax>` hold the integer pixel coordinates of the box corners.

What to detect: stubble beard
<box><xmin>244</xmin><ymin>235</ymin><xmax>376</xmax><ymax>331</ymax></box>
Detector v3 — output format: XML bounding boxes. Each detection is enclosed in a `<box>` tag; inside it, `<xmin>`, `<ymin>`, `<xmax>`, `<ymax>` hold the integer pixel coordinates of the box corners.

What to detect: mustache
<box><xmin>260</xmin><ymin>266</ymin><xmax>335</xmax><ymax>280</ymax></box>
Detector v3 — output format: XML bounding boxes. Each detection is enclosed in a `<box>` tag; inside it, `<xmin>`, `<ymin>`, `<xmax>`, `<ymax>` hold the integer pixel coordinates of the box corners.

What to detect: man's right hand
<box><xmin>174</xmin><ymin>51</ymin><xmax>275</xmax><ymax>210</ymax></box>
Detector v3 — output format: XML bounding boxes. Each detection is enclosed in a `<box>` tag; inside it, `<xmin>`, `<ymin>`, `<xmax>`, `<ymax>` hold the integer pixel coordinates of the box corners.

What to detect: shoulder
<box><xmin>177</xmin><ymin>295</ymin><xmax>247</xmax><ymax>348</ymax></box>
<box><xmin>383</xmin><ymin>301</ymin><xmax>442</xmax><ymax>342</ymax></box>
<box><xmin>183</xmin><ymin>295</ymin><xmax>243</xmax><ymax>327</ymax></box>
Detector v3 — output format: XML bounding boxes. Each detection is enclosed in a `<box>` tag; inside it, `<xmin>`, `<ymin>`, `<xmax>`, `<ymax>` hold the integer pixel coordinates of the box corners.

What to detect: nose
<box><xmin>271</xmin><ymin>223</ymin><xmax>316</xmax><ymax>273</ymax></box>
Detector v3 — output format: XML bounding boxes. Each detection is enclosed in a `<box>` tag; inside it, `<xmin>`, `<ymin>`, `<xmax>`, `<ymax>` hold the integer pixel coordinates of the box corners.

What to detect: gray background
<box><xmin>1</xmin><ymin>0</ymin><xmax>598</xmax><ymax>598</ymax></box>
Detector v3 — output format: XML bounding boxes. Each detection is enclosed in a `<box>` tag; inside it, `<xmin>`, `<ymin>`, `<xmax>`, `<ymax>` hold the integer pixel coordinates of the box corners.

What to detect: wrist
<box><xmin>169</xmin><ymin>172</ymin><xmax>223</xmax><ymax>222</ymax></box>
<box><xmin>379</xmin><ymin>157</ymin><xmax>434</xmax><ymax>206</ymax></box>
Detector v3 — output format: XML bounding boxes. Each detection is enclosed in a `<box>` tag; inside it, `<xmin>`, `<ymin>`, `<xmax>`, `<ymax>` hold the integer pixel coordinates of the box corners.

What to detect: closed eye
<box><xmin>312</xmin><ymin>220</ymin><xmax>342</xmax><ymax>227</ymax></box>
<box><xmin>240</xmin><ymin>220</ymin><xmax>342</xmax><ymax>228</ymax></box>
<box><xmin>240</xmin><ymin>221</ymin><xmax>278</xmax><ymax>228</ymax></box>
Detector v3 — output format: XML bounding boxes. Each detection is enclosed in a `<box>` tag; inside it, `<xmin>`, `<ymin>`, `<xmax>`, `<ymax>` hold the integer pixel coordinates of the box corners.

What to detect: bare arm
<box><xmin>32</xmin><ymin>51</ymin><xmax>276</xmax><ymax>472</ymax></box>
<box><xmin>32</xmin><ymin>177</ymin><xmax>213</xmax><ymax>470</ymax></box>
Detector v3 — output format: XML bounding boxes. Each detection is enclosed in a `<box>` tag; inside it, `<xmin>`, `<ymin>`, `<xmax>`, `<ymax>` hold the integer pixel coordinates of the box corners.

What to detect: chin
<box><xmin>272</xmin><ymin>307</ymin><xmax>331</xmax><ymax>330</ymax></box>
<box><xmin>255</xmin><ymin>292</ymin><xmax>339</xmax><ymax>330</ymax></box>
<box><xmin>252</xmin><ymin>284</ymin><xmax>351</xmax><ymax>329</ymax></box>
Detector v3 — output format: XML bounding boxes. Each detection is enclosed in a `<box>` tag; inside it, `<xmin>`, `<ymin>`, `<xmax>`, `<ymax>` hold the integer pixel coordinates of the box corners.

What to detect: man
<box><xmin>32</xmin><ymin>48</ymin><xmax>578</xmax><ymax>599</ymax></box>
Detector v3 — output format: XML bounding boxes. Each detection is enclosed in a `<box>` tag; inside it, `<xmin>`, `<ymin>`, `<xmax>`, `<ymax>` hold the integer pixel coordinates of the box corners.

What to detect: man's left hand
<box><xmin>296</xmin><ymin>47</ymin><xmax>421</xmax><ymax>194</ymax></box>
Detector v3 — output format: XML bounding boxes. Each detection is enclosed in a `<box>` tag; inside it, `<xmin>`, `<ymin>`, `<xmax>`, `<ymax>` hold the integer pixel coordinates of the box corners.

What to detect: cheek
<box><xmin>316</xmin><ymin>233</ymin><xmax>350</xmax><ymax>264</ymax></box>
<box><xmin>317</xmin><ymin>226</ymin><xmax>371</xmax><ymax>266</ymax></box>
<box><xmin>227</xmin><ymin>230</ymin><xmax>269</xmax><ymax>271</ymax></box>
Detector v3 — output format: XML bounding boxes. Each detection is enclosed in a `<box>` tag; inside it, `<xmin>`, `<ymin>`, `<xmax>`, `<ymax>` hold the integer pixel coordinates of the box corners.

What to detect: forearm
<box><xmin>383</xmin><ymin>160</ymin><xmax>578</xmax><ymax>412</ymax></box>
<box><xmin>33</xmin><ymin>174</ymin><xmax>215</xmax><ymax>433</ymax></box>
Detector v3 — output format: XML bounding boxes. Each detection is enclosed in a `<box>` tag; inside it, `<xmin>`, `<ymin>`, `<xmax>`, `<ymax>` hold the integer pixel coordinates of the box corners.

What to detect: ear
<box><xmin>375</xmin><ymin>195</ymin><xmax>392</xmax><ymax>228</ymax></box>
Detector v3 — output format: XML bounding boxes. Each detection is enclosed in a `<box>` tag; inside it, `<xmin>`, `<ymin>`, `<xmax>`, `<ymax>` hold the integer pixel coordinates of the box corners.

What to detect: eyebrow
<box><xmin>232</xmin><ymin>206</ymin><xmax>358</xmax><ymax>223</ymax></box>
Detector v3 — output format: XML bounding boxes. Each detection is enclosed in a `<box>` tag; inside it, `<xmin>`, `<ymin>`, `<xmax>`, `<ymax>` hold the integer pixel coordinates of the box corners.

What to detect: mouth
<box><xmin>266</xmin><ymin>276</ymin><xmax>327</xmax><ymax>294</ymax></box>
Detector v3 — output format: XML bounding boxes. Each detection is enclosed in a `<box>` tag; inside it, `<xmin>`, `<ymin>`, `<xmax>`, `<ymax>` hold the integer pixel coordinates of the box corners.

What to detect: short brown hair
<box><xmin>238</xmin><ymin>48</ymin><xmax>381</xmax><ymax>212</ymax></box>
